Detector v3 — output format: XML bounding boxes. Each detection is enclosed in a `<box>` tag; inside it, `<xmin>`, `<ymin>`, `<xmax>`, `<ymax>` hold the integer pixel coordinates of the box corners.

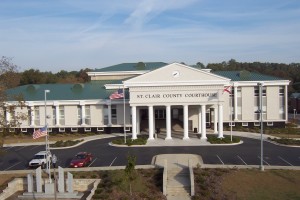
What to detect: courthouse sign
<box><xmin>129</xmin><ymin>90</ymin><xmax>221</xmax><ymax>104</ymax></box>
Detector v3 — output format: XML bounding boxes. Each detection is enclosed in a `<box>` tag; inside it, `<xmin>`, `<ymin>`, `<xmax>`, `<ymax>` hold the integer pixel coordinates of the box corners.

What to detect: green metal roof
<box><xmin>93</xmin><ymin>62</ymin><xmax>168</xmax><ymax>72</ymax></box>
<box><xmin>6</xmin><ymin>80</ymin><xmax>128</xmax><ymax>101</ymax></box>
<box><xmin>213</xmin><ymin>71</ymin><xmax>285</xmax><ymax>81</ymax></box>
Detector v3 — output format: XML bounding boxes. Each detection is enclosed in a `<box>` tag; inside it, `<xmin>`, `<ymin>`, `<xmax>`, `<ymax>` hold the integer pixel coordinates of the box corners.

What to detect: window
<box><xmin>242</xmin><ymin>122</ymin><xmax>248</xmax><ymax>127</ymax></box>
<box><xmin>85</xmin><ymin>105</ymin><xmax>91</xmax><ymax>125</ymax></box>
<box><xmin>111</xmin><ymin>105</ymin><xmax>117</xmax><ymax>124</ymax></box>
<box><xmin>59</xmin><ymin>106</ymin><xmax>65</xmax><ymax>125</ymax></box>
<box><xmin>59</xmin><ymin>128</ymin><xmax>65</xmax><ymax>132</ymax></box>
<box><xmin>21</xmin><ymin>128</ymin><xmax>27</xmax><ymax>132</ymax></box>
<box><xmin>77</xmin><ymin>106</ymin><xmax>82</xmax><ymax>125</ymax></box>
<box><xmin>27</xmin><ymin>108</ymin><xmax>31</xmax><ymax>125</ymax></box>
<box><xmin>279</xmin><ymin>86</ymin><xmax>284</xmax><ymax>96</ymax></box>
<box><xmin>47</xmin><ymin>128</ymin><xmax>52</xmax><ymax>132</ymax></box>
<box><xmin>9</xmin><ymin>128</ymin><xmax>15</xmax><ymax>132</ymax></box>
<box><xmin>34</xmin><ymin>106</ymin><xmax>40</xmax><ymax>125</ymax></box>
<box><xmin>155</xmin><ymin>109</ymin><xmax>166</xmax><ymax>119</ymax></box>
<box><xmin>71</xmin><ymin>128</ymin><xmax>78</xmax><ymax>132</ymax></box>
<box><xmin>104</xmin><ymin>105</ymin><xmax>108</xmax><ymax>124</ymax></box>
<box><xmin>267</xmin><ymin>122</ymin><xmax>273</xmax><ymax>126</ymax></box>
<box><xmin>254</xmin><ymin>122</ymin><xmax>260</xmax><ymax>126</ymax></box>
<box><xmin>254</xmin><ymin>86</ymin><xmax>266</xmax><ymax>97</ymax></box>
<box><xmin>229</xmin><ymin>122</ymin><xmax>235</xmax><ymax>127</ymax></box>
<box><xmin>97</xmin><ymin>127</ymin><xmax>104</xmax><ymax>132</ymax></box>
<box><xmin>84</xmin><ymin>127</ymin><xmax>91</xmax><ymax>132</ymax></box>
<box><xmin>52</xmin><ymin>106</ymin><xmax>56</xmax><ymax>125</ymax></box>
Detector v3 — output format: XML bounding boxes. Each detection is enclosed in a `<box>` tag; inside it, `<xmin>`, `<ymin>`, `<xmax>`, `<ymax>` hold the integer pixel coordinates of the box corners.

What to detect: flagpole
<box><xmin>44</xmin><ymin>89</ymin><xmax>51</xmax><ymax>184</ymax></box>
<box><xmin>123</xmin><ymin>84</ymin><xmax>126</xmax><ymax>144</ymax></box>
<box><xmin>230</xmin><ymin>85</ymin><xmax>233</xmax><ymax>142</ymax></box>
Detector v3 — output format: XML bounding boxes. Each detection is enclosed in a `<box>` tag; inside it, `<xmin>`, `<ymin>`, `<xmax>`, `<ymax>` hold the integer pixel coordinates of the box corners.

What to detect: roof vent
<box><xmin>26</xmin><ymin>85</ymin><xmax>40</xmax><ymax>93</ymax></box>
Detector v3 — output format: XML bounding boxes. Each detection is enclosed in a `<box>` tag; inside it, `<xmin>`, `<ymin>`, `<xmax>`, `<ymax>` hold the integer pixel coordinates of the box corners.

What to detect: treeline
<box><xmin>194</xmin><ymin>59</ymin><xmax>300</xmax><ymax>92</ymax></box>
<box><xmin>6</xmin><ymin>68</ymin><xmax>91</xmax><ymax>89</ymax></box>
<box><xmin>3</xmin><ymin>57</ymin><xmax>300</xmax><ymax>93</ymax></box>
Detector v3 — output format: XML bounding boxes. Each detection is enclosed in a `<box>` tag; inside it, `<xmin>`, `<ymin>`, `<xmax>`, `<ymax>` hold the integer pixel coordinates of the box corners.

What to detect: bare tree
<box><xmin>0</xmin><ymin>56</ymin><xmax>28</xmax><ymax>150</ymax></box>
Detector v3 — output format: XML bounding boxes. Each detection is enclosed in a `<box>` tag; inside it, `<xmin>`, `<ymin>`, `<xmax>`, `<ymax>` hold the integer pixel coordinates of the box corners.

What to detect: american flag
<box><xmin>109</xmin><ymin>89</ymin><xmax>124</xmax><ymax>100</ymax></box>
<box><xmin>33</xmin><ymin>126</ymin><xmax>48</xmax><ymax>139</ymax></box>
<box><xmin>223</xmin><ymin>86</ymin><xmax>232</xmax><ymax>94</ymax></box>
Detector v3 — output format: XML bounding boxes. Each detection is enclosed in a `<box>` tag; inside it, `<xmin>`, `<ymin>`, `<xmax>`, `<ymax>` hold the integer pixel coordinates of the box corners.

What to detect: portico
<box><xmin>124</xmin><ymin>63</ymin><xmax>230</xmax><ymax>141</ymax></box>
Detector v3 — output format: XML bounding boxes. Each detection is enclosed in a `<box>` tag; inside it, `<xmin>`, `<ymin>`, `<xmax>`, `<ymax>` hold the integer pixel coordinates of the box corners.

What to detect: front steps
<box><xmin>166</xmin><ymin>168</ymin><xmax>191</xmax><ymax>200</ymax></box>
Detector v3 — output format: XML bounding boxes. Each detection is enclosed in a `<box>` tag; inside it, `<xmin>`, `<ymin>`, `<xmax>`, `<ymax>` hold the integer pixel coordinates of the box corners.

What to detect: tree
<box><xmin>125</xmin><ymin>153</ymin><xmax>136</xmax><ymax>196</ymax></box>
<box><xmin>0</xmin><ymin>57</ymin><xmax>28</xmax><ymax>150</ymax></box>
<box><xmin>196</xmin><ymin>62</ymin><xmax>205</xmax><ymax>69</ymax></box>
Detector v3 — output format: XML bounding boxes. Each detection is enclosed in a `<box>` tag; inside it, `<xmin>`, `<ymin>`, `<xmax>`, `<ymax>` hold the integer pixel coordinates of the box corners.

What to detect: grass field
<box><xmin>1</xmin><ymin>168</ymin><xmax>300</xmax><ymax>199</ymax></box>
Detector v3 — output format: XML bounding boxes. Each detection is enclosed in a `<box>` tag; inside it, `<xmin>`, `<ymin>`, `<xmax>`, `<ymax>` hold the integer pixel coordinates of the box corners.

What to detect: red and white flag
<box><xmin>109</xmin><ymin>89</ymin><xmax>124</xmax><ymax>100</ymax></box>
<box><xmin>223</xmin><ymin>86</ymin><xmax>232</xmax><ymax>94</ymax></box>
<box><xmin>33</xmin><ymin>126</ymin><xmax>48</xmax><ymax>139</ymax></box>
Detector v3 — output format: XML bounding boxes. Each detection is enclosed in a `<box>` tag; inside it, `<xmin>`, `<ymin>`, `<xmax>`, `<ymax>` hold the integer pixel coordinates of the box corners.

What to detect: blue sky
<box><xmin>0</xmin><ymin>0</ymin><xmax>299</xmax><ymax>72</ymax></box>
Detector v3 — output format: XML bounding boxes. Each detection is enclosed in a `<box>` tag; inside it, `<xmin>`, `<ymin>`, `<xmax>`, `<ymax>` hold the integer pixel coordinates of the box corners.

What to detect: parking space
<box><xmin>202</xmin><ymin>154</ymin><xmax>300</xmax><ymax>167</ymax></box>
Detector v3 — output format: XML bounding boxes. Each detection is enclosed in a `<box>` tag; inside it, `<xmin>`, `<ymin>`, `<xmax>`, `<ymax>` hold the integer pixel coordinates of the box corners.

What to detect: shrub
<box><xmin>207</xmin><ymin>135</ymin><xmax>240</xmax><ymax>144</ymax></box>
<box><xmin>269</xmin><ymin>138</ymin><xmax>300</xmax><ymax>146</ymax></box>
<box><xmin>112</xmin><ymin>135</ymin><xmax>147</xmax><ymax>146</ymax></box>
<box><xmin>50</xmin><ymin>139</ymin><xmax>83</xmax><ymax>147</ymax></box>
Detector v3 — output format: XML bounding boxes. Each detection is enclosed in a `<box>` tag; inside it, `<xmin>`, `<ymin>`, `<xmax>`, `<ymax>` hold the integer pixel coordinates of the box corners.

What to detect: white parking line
<box><xmin>237</xmin><ymin>155</ymin><xmax>247</xmax><ymax>165</ymax></box>
<box><xmin>3</xmin><ymin>146</ymin><xmax>14</xmax><ymax>152</ymax></box>
<box><xmin>278</xmin><ymin>156</ymin><xmax>293</xmax><ymax>166</ymax></box>
<box><xmin>15</xmin><ymin>146</ymin><xmax>27</xmax><ymax>151</ymax></box>
<box><xmin>110</xmin><ymin>157</ymin><xmax>117</xmax><ymax>166</ymax></box>
<box><xmin>216</xmin><ymin>155</ymin><xmax>224</xmax><ymax>165</ymax></box>
<box><xmin>4</xmin><ymin>161</ymin><xmax>22</xmax><ymax>171</ymax></box>
<box><xmin>258</xmin><ymin>156</ymin><xmax>270</xmax><ymax>166</ymax></box>
<box><xmin>88</xmin><ymin>158</ymin><xmax>97</xmax><ymax>167</ymax></box>
<box><xmin>30</xmin><ymin>145</ymin><xmax>41</xmax><ymax>150</ymax></box>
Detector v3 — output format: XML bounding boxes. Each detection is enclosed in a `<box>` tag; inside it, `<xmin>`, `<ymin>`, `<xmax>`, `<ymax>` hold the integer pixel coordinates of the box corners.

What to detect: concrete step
<box><xmin>167</xmin><ymin>186</ymin><xmax>190</xmax><ymax>197</ymax></box>
<box><xmin>167</xmin><ymin>194</ymin><xmax>191</xmax><ymax>200</ymax></box>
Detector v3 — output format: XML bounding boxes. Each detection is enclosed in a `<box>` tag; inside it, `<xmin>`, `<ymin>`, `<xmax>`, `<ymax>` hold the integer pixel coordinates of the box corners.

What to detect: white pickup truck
<box><xmin>28</xmin><ymin>151</ymin><xmax>52</xmax><ymax>168</ymax></box>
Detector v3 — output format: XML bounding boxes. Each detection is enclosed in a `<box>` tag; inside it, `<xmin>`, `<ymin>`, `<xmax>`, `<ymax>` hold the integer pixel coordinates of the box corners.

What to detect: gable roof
<box><xmin>124</xmin><ymin>63</ymin><xmax>230</xmax><ymax>86</ymax></box>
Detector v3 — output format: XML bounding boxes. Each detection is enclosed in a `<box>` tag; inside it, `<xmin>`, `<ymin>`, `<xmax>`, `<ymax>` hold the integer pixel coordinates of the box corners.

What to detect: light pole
<box><xmin>294</xmin><ymin>109</ymin><xmax>296</xmax><ymax>120</ymax></box>
<box><xmin>44</xmin><ymin>89</ymin><xmax>51</xmax><ymax>183</ymax></box>
<box><xmin>258</xmin><ymin>82</ymin><xmax>264</xmax><ymax>171</ymax></box>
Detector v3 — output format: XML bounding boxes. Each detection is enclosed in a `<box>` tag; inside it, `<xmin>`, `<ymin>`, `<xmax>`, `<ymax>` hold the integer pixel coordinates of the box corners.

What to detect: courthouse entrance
<box><xmin>124</xmin><ymin>63</ymin><xmax>231</xmax><ymax>141</ymax></box>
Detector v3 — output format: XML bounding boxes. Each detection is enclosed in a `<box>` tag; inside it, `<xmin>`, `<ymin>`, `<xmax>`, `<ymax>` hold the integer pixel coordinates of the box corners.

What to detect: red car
<box><xmin>69</xmin><ymin>152</ymin><xmax>93</xmax><ymax>168</ymax></box>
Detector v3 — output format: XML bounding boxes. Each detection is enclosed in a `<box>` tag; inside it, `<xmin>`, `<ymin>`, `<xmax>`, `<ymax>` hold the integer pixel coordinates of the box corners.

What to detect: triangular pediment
<box><xmin>124</xmin><ymin>63</ymin><xmax>230</xmax><ymax>86</ymax></box>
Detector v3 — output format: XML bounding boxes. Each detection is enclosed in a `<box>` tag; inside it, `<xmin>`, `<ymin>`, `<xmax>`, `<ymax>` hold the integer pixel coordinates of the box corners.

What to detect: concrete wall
<box><xmin>267</xmin><ymin>86</ymin><xmax>280</xmax><ymax>120</ymax></box>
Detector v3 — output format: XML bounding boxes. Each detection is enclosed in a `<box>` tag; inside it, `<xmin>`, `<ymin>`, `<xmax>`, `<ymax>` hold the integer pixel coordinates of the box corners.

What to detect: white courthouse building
<box><xmin>5</xmin><ymin>62</ymin><xmax>289</xmax><ymax>140</ymax></box>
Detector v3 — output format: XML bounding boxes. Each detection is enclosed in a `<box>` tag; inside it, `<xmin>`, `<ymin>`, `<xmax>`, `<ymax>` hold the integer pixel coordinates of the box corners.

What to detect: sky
<box><xmin>0</xmin><ymin>0</ymin><xmax>300</xmax><ymax>72</ymax></box>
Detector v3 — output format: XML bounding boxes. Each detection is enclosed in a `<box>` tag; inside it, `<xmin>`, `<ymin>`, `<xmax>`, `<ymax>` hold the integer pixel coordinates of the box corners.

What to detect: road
<box><xmin>0</xmin><ymin>137</ymin><xmax>300</xmax><ymax>171</ymax></box>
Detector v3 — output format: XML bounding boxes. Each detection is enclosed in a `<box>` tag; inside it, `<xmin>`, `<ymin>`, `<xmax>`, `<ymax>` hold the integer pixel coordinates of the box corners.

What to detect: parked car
<box><xmin>69</xmin><ymin>152</ymin><xmax>93</xmax><ymax>168</ymax></box>
<box><xmin>29</xmin><ymin>151</ymin><xmax>52</xmax><ymax>168</ymax></box>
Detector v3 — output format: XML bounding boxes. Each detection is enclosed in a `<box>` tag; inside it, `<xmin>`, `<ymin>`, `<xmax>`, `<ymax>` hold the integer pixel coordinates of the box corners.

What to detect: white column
<box><xmin>131</xmin><ymin>106</ymin><xmax>137</xmax><ymax>139</ymax></box>
<box><xmin>30</xmin><ymin>107</ymin><xmax>34</xmax><ymax>126</ymax></box>
<box><xmin>198</xmin><ymin>106</ymin><xmax>201</xmax><ymax>134</ymax></box>
<box><xmin>148</xmin><ymin>106</ymin><xmax>154</xmax><ymax>140</ymax></box>
<box><xmin>55</xmin><ymin>105</ymin><xmax>59</xmax><ymax>125</ymax></box>
<box><xmin>81</xmin><ymin>105</ymin><xmax>86</xmax><ymax>125</ymax></box>
<box><xmin>136</xmin><ymin>108</ymin><xmax>140</xmax><ymax>135</ymax></box>
<box><xmin>165</xmin><ymin>105</ymin><xmax>172</xmax><ymax>140</ymax></box>
<box><xmin>218</xmin><ymin>104</ymin><xmax>224</xmax><ymax>138</ymax></box>
<box><xmin>201</xmin><ymin>105</ymin><xmax>207</xmax><ymax>139</ymax></box>
<box><xmin>234</xmin><ymin>85</ymin><xmax>238</xmax><ymax>120</ymax></box>
<box><xmin>183</xmin><ymin>105</ymin><xmax>189</xmax><ymax>140</ymax></box>
<box><xmin>108</xmin><ymin>104</ymin><xmax>112</xmax><ymax>125</ymax></box>
<box><xmin>214</xmin><ymin>106</ymin><xmax>218</xmax><ymax>133</ymax></box>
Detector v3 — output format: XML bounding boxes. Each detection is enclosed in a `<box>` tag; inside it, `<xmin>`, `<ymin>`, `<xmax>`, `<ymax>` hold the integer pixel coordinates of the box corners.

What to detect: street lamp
<box><xmin>258</xmin><ymin>82</ymin><xmax>264</xmax><ymax>171</ymax></box>
<box><xmin>294</xmin><ymin>109</ymin><xmax>296</xmax><ymax>120</ymax></box>
<box><xmin>44</xmin><ymin>89</ymin><xmax>51</xmax><ymax>183</ymax></box>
